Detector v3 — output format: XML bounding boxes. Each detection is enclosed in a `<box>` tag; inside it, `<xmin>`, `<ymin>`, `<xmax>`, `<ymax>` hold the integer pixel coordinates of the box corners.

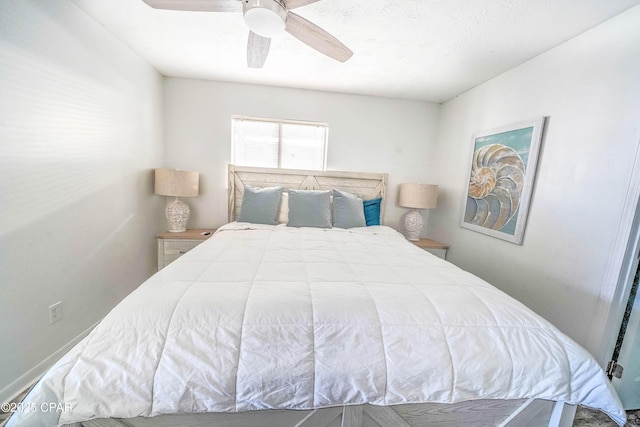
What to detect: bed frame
<box><xmin>67</xmin><ymin>166</ymin><xmax>579</xmax><ymax>427</ymax></box>
<box><xmin>228</xmin><ymin>164</ymin><xmax>388</xmax><ymax>223</ymax></box>
<box><xmin>76</xmin><ymin>399</ymin><xmax>575</xmax><ymax>427</ymax></box>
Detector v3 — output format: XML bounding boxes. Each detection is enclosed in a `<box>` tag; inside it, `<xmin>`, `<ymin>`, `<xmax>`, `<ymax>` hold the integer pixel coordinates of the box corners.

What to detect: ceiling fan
<box><xmin>142</xmin><ymin>0</ymin><xmax>353</xmax><ymax>68</ymax></box>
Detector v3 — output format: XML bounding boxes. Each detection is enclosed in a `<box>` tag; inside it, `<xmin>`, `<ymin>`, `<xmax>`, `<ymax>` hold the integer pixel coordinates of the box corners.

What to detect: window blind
<box><xmin>232</xmin><ymin>116</ymin><xmax>327</xmax><ymax>170</ymax></box>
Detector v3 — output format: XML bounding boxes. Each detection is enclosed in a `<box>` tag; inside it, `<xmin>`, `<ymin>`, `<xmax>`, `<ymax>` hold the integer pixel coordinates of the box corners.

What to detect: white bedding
<box><xmin>7</xmin><ymin>224</ymin><xmax>625</xmax><ymax>426</ymax></box>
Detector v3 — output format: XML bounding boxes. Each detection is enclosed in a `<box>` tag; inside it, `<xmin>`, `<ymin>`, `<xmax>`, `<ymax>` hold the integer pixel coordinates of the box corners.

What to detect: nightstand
<box><xmin>156</xmin><ymin>229</ymin><xmax>216</xmax><ymax>270</ymax></box>
<box><xmin>412</xmin><ymin>238</ymin><xmax>449</xmax><ymax>260</ymax></box>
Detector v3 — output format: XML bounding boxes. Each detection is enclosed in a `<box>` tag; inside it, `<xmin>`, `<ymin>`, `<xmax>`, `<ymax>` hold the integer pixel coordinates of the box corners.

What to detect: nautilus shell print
<box><xmin>464</xmin><ymin>144</ymin><xmax>525</xmax><ymax>231</ymax></box>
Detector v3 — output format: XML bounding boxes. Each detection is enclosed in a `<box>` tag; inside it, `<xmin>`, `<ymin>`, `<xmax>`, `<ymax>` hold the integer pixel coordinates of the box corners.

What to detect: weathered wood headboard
<box><xmin>228</xmin><ymin>165</ymin><xmax>388</xmax><ymax>223</ymax></box>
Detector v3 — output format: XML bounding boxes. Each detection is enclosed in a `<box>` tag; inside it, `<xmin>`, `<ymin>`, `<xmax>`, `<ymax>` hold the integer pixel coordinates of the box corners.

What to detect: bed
<box><xmin>5</xmin><ymin>165</ymin><xmax>626</xmax><ymax>427</ymax></box>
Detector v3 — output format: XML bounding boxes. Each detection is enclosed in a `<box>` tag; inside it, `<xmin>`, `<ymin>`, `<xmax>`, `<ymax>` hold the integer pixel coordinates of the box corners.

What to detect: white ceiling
<box><xmin>71</xmin><ymin>0</ymin><xmax>640</xmax><ymax>103</ymax></box>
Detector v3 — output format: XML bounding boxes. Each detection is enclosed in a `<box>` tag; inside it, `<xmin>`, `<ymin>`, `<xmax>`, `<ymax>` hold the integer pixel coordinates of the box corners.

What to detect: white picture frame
<box><xmin>460</xmin><ymin>117</ymin><xmax>546</xmax><ymax>244</ymax></box>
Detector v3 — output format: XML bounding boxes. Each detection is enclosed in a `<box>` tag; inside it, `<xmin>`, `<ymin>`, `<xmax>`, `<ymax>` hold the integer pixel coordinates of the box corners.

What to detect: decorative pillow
<box><xmin>332</xmin><ymin>189</ymin><xmax>366</xmax><ymax>228</ymax></box>
<box><xmin>237</xmin><ymin>185</ymin><xmax>283</xmax><ymax>225</ymax></box>
<box><xmin>363</xmin><ymin>198</ymin><xmax>382</xmax><ymax>226</ymax></box>
<box><xmin>287</xmin><ymin>189</ymin><xmax>332</xmax><ymax>228</ymax></box>
<box><xmin>277</xmin><ymin>192</ymin><xmax>289</xmax><ymax>224</ymax></box>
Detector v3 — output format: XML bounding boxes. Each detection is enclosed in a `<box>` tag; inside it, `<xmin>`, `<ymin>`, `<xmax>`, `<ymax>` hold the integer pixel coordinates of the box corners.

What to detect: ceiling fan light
<box><xmin>243</xmin><ymin>0</ymin><xmax>287</xmax><ymax>38</ymax></box>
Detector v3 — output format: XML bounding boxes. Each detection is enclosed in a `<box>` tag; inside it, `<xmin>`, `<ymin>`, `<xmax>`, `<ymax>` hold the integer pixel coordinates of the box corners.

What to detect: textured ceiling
<box><xmin>71</xmin><ymin>0</ymin><xmax>640</xmax><ymax>103</ymax></box>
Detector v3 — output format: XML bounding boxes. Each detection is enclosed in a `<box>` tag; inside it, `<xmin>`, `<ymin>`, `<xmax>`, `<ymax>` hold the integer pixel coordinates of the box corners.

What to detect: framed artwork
<box><xmin>460</xmin><ymin>117</ymin><xmax>546</xmax><ymax>244</ymax></box>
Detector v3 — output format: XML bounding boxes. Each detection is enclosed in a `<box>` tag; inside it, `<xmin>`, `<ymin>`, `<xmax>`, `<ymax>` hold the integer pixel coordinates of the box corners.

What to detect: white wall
<box><xmin>429</xmin><ymin>5</ymin><xmax>640</xmax><ymax>355</ymax></box>
<box><xmin>163</xmin><ymin>78</ymin><xmax>440</xmax><ymax>230</ymax></box>
<box><xmin>0</xmin><ymin>0</ymin><xmax>164</xmax><ymax>402</ymax></box>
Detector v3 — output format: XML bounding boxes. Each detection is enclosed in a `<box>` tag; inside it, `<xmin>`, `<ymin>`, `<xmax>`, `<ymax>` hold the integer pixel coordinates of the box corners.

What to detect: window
<box><xmin>231</xmin><ymin>116</ymin><xmax>328</xmax><ymax>171</ymax></box>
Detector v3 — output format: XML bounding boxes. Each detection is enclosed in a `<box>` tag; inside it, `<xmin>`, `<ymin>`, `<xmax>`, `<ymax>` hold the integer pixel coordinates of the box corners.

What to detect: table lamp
<box><xmin>154</xmin><ymin>168</ymin><xmax>199</xmax><ymax>232</ymax></box>
<box><xmin>398</xmin><ymin>183</ymin><xmax>438</xmax><ymax>241</ymax></box>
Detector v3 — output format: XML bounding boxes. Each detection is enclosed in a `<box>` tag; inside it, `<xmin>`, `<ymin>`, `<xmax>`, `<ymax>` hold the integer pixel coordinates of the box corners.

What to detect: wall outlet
<box><xmin>49</xmin><ymin>301</ymin><xmax>63</xmax><ymax>324</ymax></box>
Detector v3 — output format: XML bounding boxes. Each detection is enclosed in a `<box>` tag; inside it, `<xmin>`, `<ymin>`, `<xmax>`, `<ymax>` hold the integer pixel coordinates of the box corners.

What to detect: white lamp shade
<box><xmin>398</xmin><ymin>183</ymin><xmax>438</xmax><ymax>209</ymax></box>
<box><xmin>154</xmin><ymin>169</ymin><xmax>199</xmax><ymax>198</ymax></box>
<box><xmin>243</xmin><ymin>0</ymin><xmax>287</xmax><ymax>38</ymax></box>
<box><xmin>244</xmin><ymin>7</ymin><xmax>285</xmax><ymax>37</ymax></box>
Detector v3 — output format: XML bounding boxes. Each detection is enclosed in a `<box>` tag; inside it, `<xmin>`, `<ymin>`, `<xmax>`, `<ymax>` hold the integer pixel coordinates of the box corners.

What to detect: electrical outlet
<box><xmin>49</xmin><ymin>301</ymin><xmax>63</xmax><ymax>324</ymax></box>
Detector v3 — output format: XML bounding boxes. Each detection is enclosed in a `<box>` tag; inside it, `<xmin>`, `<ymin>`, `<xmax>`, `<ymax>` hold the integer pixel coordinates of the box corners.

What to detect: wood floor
<box><xmin>574</xmin><ymin>407</ymin><xmax>639</xmax><ymax>427</ymax></box>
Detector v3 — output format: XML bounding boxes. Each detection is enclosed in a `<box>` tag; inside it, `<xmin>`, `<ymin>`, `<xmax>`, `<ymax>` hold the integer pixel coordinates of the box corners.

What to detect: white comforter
<box><xmin>7</xmin><ymin>224</ymin><xmax>625</xmax><ymax>426</ymax></box>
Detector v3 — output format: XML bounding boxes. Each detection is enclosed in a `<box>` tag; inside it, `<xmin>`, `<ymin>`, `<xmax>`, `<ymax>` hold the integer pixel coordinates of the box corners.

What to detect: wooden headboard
<box><xmin>228</xmin><ymin>165</ymin><xmax>388</xmax><ymax>223</ymax></box>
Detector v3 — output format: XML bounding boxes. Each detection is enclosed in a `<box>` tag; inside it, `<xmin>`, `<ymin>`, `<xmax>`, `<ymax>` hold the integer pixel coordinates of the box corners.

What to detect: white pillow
<box><xmin>278</xmin><ymin>192</ymin><xmax>289</xmax><ymax>224</ymax></box>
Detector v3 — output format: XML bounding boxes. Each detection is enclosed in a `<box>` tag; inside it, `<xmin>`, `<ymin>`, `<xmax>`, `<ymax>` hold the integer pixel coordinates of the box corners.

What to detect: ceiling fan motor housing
<box><xmin>243</xmin><ymin>0</ymin><xmax>287</xmax><ymax>38</ymax></box>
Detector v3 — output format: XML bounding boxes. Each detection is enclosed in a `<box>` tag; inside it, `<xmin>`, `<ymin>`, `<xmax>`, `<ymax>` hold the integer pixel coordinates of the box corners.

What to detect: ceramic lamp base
<box><xmin>165</xmin><ymin>197</ymin><xmax>190</xmax><ymax>232</ymax></box>
<box><xmin>404</xmin><ymin>209</ymin><xmax>423</xmax><ymax>241</ymax></box>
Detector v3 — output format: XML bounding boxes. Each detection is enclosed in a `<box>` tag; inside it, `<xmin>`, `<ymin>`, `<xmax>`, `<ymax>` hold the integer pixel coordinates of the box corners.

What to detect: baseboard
<box><xmin>0</xmin><ymin>320</ymin><xmax>100</xmax><ymax>404</ymax></box>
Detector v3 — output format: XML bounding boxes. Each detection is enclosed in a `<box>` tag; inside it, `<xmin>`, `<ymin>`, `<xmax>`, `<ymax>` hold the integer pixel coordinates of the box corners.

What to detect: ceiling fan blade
<box><xmin>247</xmin><ymin>31</ymin><xmax>271</xmax><ymax>68</ymax></box>
<box><xmin>285</xmin><ymin>12</ymin><xmax>353</xmax><ymax>63</ymax></box>
<box><xmin>282</xmin><ymin>0</ymin><xmax>322</xmax><ymax>10</ymax></box>
<box><xmin>142</xmin><ymin>0</ymin><xmax>241</xmax><ymax>12</ymax></box>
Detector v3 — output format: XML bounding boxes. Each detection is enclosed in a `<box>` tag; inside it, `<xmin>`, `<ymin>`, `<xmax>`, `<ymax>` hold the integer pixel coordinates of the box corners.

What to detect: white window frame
<box><xmin>231</xmin><ymin>115</ymin><xmax>328</xmax><ymax>171</ymax></box>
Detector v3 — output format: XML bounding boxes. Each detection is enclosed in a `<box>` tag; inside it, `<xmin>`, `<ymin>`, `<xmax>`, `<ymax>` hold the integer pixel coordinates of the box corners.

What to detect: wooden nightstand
<box><xmin>412</xmin><ymin>238</ymin><xmax>449</xmax><ymax>260</ymax></box>
<box><xmin>156</xmin><ymin>229</ymin><xmax>216</xmax><ymax>270</ymax></box>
